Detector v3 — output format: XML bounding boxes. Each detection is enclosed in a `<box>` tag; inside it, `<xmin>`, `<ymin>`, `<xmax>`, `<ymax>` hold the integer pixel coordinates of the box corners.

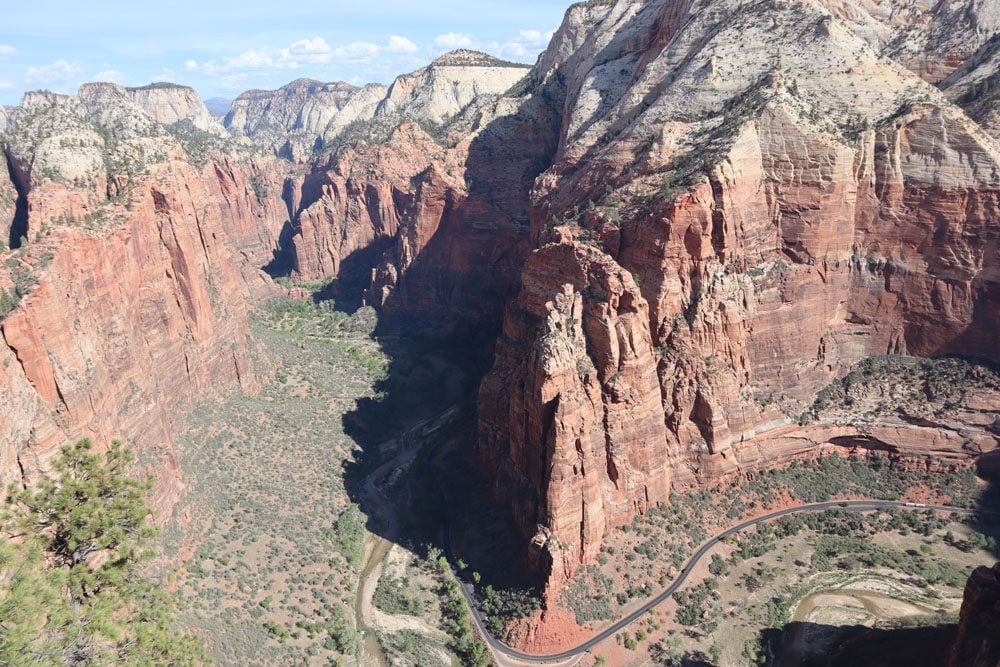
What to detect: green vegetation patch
<box><xmin>479</xmin><ymin>585</ymin><xmax>542</xmax><ymax>636</ymax></box>
<box><xmin>161</xmin><ymin>299</ymin><xmax>387</xmax><ymax>666</ymax></box>
<box><xmin>335</xmin><ymin>504</ymin><xmax>365</xmax><ymax>571</ymax></box>
<box><xmin>373</xmin><ymin>573</ymin><xmax>423</xmax><ymax>615</ymax></box>
<box><xmin>0</xmin><ymin>440</ymin><xmax>203</xmax><ymax>665</ymax></box>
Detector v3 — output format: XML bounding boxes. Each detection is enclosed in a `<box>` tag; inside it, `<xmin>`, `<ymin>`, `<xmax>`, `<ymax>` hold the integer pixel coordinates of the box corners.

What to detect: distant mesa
<box><xmin>429</xmin><ymin>49</ymin><xmax>532</xmax><ymax>68</ymax></box>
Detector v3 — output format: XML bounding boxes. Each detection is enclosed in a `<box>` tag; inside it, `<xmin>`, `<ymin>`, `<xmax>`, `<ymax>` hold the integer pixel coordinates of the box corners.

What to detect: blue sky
<box><xmin>0</xmin><ymin>1</ymin><xmax>571</xmax><ymax>105</ymax></box>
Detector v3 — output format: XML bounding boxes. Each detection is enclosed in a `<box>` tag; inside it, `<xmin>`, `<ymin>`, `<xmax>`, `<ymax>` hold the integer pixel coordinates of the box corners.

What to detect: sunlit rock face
<box><xmin>473</xmin><ymin>0</ymin><xmax>1000</xmax><ymax>596</ymax></box>
<box><xmin>0</xmin><ymin>83</ymin><xmax>290</xmax><ymax>517</ymax></box>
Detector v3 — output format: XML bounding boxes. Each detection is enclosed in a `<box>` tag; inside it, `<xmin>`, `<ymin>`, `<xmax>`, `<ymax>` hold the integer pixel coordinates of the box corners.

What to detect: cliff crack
<box><xmin>603</xmin><ymin>403</ymin><xmax>620</xmax><ymax>489</ymax></box>
<box><xmin>4</xmin><ymin>147</ymin><xmax>29</xmax><ymax>249</ymax></box>
<box><xmin>232</xmin><ymin>350</ymin><xmax>243</xmax><ymax>387</ymax></box>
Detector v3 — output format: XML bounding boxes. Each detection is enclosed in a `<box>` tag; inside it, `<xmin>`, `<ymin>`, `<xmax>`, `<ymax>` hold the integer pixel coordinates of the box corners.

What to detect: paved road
<box><xmin>450</xmin><ymin>500</ymin><xmax>977</xmax><ymax>664</ymax></box>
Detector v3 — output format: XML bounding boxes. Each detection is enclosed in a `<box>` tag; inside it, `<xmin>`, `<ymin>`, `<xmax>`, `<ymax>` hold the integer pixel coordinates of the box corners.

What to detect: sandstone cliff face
<box><xmin>476</xmin><ymin>0</ymin><xmax>1000</xmax><ymax>595</ymax></box>
<box><xmin>1</xmin><ymin>0</ymin><xmax>997</xmax><ymax>616</ymax></box>
<box><xmin>942</xmin><ymin>35</ymin><xmax>1000</xmax><ymax>141</ymax></box>
<box><xmin>0</xmin><ymin>85</ymin><xmax>289</xmax><ymax>515</ymax></box>
<box><xmin>223</xmin><ymin>50</ymin><xmax>531</xmax><ymax>164</ymax></box>
<box><xmin>479</xmin><ymin>241</ymin><xmax>671</xmax><ymax>575</ymax></box>
<box><xmin>949</xmin><ymin>561</ymin><xmax>1000</xmax><ymax>667</ymax></box>
<box><xmin>124</xmin><ymin>82</ymin><xmax>227</xmax><ymax>135</ymax></box>
<box><xmin>815</xmin><ymin>0</ymin><xmax>1000</xmax><ymax>83</ymax></box>
<box><xmin>375</xmin><ymin>50</ymin><xmax>530</xmax><ymax>125</ymax></box>
<box><xmin>0</xmin><ymin>47</ymin><xmax>548</xmax><ymax>515</ymax></box>
<box><xmin>219</xmin><ymin>51</ymin><xmax>543</xmax><ymax>332</ymax></box>
<box><xmin>284</xmin><ymin>66</ymin><xmax>562</xmax><ymax>334</ymax></box>
<box><xmin>225</xmin><ymin>79</ymin><xmax>388</xmax><ymax>160</ymax></box>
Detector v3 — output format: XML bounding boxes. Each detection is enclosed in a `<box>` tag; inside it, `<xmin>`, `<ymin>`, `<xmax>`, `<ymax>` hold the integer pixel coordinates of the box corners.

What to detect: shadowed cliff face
<box><xmin>3</xmin><ymin>147</ymin><xmax>28</xmax><ymax>248</ymax></box>
<box><xmin>0</xmin><ymin>51</ymin><xmax>557</xmax><ymax>525</ymax></box>
<box><xmin>950</xmin><ymin>560</ymin><xmax>1000</xmax><ymax>667</ymax></box>
<box><xmin>174</xmin><ymin>0</ymin><xmax>1000</xmax><ymax>601</ymax></box>
<box><xmin>284</xmin><ymin>88</ymin><xmax>565</xmax><ymax>339</ymax></box>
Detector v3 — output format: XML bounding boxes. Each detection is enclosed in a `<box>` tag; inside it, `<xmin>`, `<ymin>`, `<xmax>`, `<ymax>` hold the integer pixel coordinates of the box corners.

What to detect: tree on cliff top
<box><xmin>0</xmin><ymin>439</ymin><xmax>203</xmax><ymax>666</ymax></box>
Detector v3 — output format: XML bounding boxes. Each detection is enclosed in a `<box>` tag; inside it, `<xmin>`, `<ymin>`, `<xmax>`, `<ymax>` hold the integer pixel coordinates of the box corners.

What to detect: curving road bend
<box><xmin>451</xmin><ymin>500</ymin><xmax>979</xmax><ymax>665</ymax></box>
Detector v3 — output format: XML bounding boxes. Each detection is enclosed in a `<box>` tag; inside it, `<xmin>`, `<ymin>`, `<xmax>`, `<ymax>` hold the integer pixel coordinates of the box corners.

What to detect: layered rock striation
<box><xmin>0</xmin><ymin>49</ymin><xmax>544</xmax><ymax>513</ymax></box>
<box><xmin>1</xmin><ymin>0</ymin><xmax>998</xmax><ymax>610</ymax></box>
<box><xmin>225</xmin><ymin>79</ymin><xmax>388</xmax><ymax>160</ymax></box>
<box><xmin>0</xmin><ymin>83</ymin><xmax>290</xmax><ymax>515</ymax></box>
<box><xmin>281</xmin><ymin>62</ymin><xmax>558</xmax><ymax>334</ymax></box>
<box><xmin>124</xmin><ymin>82</ymin><xmax>228</xmax><ymax>135</ymax></box>
<box><xmin>475</xmin><ymin>0</ymin><xmax>1000</xmax><ymax>594</ymax></box>
<box><xmin>942</xmin><ymin>34</ymin><xmax>1000</xmax><ymax>141</ymax></box>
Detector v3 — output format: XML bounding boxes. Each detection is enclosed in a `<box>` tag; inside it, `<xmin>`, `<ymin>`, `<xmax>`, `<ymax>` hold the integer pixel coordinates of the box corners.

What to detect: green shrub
<box><xmin>0</xmin><ymin>439</ymin><xmax>204</xmax><ymax>664</ymax></box>
<box><xmin>334</xmin><ymin>504</ymin><xmax>365</xmax><ymax>570</ymax></box>
<box><xmin>373</xmin><ymin>574</ymin><xmax>422</xmax><ymax>615</ymax></box>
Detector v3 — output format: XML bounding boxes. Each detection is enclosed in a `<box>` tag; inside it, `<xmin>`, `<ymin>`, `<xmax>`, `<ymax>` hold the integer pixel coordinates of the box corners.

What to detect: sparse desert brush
<box><xmin>159</xmin><ymin>303</ymin><xmax>389</xmax><ymax>664</ymax></box>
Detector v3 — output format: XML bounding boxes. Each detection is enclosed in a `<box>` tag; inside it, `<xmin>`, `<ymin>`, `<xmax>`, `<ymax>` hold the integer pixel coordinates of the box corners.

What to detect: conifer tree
<box><xmin>0</xmin><ymin>439</ymin><xmax>203</xmax><ymax>665</ymax></box>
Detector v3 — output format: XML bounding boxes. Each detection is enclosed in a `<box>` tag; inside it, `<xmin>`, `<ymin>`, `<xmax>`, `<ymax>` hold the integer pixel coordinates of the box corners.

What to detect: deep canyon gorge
<box><xmin>1</xmin><ymin>0</ymin><xmax>999</xmax><ymax>665</ymax></box>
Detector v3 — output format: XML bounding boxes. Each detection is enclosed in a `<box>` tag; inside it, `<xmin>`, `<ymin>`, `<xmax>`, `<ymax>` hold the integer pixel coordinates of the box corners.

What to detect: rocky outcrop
<box><xmin>0</xmin><ymin>151</ymin><xmax>19</xmax><ymax>246</ymax></box>
<box><xmin>815</xmin><ymin>0</ymin><xmax>1000</xmax><ymax>83</ymax></box>
<box><xmin>374</xmin><ymin>50</ymin><xmax>530</xmax><ymax>125</ymax></box>
<box><xmin>0</xmin><ymin>46</ymin><xmax>550</xmax><ymax>514</ymax></box>
<box><xmin>949</xmin><ymin>561</ymin><xmax>1000</xmax><ymax>667</ymax></box>
<box><xmin>225</xmin><ymin>79</ymin><xmax>388</xmax><ymax>160</ymax></box>
<box><xmin>479</xmin><ymin>241</ymin><xmax>671</xmax><ymax>581</ymax></box>
<box><xmin>476</xmin><ymin>0</ymin><xmax>1000</xmax><ymax>597</ymax></box>
<box><xmin>201</xmin><ymin>155</ymin><xmax>294</xmax><ymax>274</ymax></box>
<box><xmin>125</xmin><ymin>82</ymin><xmax>227</xmax><ymax>134</ymax></box>
<box><xmin>0</xmin><ymin>84</ymin><xmax>289</xmax><ymax>516</ymax></box>
<box><xmin>287</xmin><ymin>123</ymin><xmax>444</xmax><ymax>281</ymax></box>
<box><xmin>941</xmin><ymin>35</ymin><xmax>1000</xmax><ymax>141</ymax></box>
<box><xmin>2</xmin><ymin>0</ymin><xmax>998</xmax><ymax>621</ymax></box>
<box><xmin>284</xmin><ymin>64</ymin><xmax>562</xmax><ymax>332</ymax></box>
<box><xmin>223</xmin><ymin>51</ymin><xmax>531</xmax><ymax>162</ymax></box>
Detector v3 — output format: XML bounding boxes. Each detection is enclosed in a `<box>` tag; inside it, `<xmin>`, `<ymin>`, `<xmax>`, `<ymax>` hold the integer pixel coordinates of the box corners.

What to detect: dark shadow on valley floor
<box><xmin>761</xmin><ymin>621</ymin><xmax>957</xmax><ymax>667</ymax></box>
<box><xmin>331</xmin><ymin>76</ymin><xmax>564</xmax><ymax>608</ymax></box>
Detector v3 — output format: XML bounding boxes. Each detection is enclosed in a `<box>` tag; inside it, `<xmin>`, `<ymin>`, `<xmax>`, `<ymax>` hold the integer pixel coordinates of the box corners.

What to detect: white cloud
<box><xmin>331</xmin><ymin>41</ymin><xmax>379</xmax><ymax>61</ymax></box>
<box><xmin>0</xmin><ymin>81</ymin><xmax>13</xmax><ymax>90</ymax></box>
<box><xmin>154</xmin><ymin>68</ymin><xmax>178</xmax><ymax>82</ymax></box>
<box><xmin>25</xmin><ymin>59</ymin><xmax>83</xmax><ymax>85</ymax></box>
<box><xmin>496</xmin><ymin>29</ymin><xmax>555</xmax><ymax>60</ymax></box>
<box><xmin>93</xmin><ymin>69</ymin><xmax>125</xmax><ymax>83</ymax></box>
<box><xmin>433</xmin><ymin>33</ymin><xmax>475</xmax><ymax>50</ymax></box>
<box><xmin>386</xmin><ymin>35</ymin><xmax>418</xmax><ymax>54</ymax></box>
<box><xmin>288</xmin><ymin>37</ymin><xmax>336</xmax><ymax>63</ymax></box>
<box><xmin>431</xmin><ymin>29</ymin><xmax>553</xmax><ymax>61</ymax></box>
<box><xmin>195</xmin><ymin>35</ymin><xmax>414</xmax><ymax>78</ymax></box>
<box><xmin>0</xmin><ymin>44</ymin><xmax>15</xmax><ymax>57</ymax></box>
